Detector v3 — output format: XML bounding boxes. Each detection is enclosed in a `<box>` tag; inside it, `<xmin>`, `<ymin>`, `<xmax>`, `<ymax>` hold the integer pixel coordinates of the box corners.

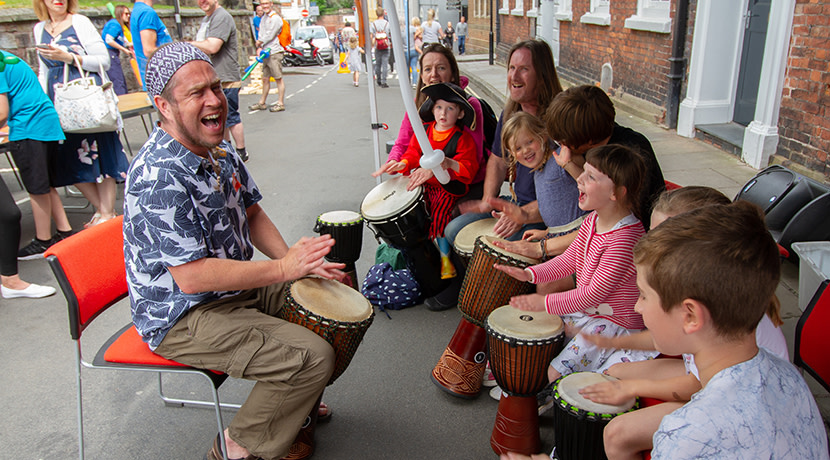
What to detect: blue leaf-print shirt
<box><xmin>124</xmin><ymin>127</ymin><xmax>262</xmax><ymax>349</ymax></box>
<box><xmin>652</xmin><ymin>348</ymin><xmax>829</xmax><ymax>459</ymax></box>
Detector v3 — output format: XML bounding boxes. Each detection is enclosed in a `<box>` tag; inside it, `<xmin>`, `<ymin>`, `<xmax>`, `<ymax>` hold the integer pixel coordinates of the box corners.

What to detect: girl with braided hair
<box><xmin>492</xmin><ymin>112</ymin><xmax>586</xmax><ymax>261</ymax></box>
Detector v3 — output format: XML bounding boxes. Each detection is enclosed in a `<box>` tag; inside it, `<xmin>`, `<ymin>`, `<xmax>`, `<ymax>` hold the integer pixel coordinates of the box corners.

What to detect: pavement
<box><xmin>1</xmin><ymin>55</ymin><xmax>828</xmax><ymax>459</ymax></box>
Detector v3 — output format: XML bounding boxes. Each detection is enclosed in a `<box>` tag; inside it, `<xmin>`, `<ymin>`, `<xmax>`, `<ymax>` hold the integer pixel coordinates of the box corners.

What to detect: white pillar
<box><xmin>741</xmin><ymin>0</ymin><xmax>795</xmax><ymax>169</ymax></box>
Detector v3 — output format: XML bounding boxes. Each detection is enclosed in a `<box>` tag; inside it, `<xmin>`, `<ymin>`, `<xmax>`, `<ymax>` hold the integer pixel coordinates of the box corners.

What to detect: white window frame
<box><xmin>511</xmin><ymin>0</ymin><xmax>524</xmax><ymax>16</ymax></box>
<box><xmin>555</xmin><ymin>0</ymin><xmax>572</xmax><ymax>21</ymax></box>
<box><xmin>580</xmin><ymin>0</ymin><xmax>611</xmax><ymax>26</ymax></box>
<box><xmin>527</xmin><ymin>0</ymin><xmax>539</xmax><ymax>18</ymax></box>
<box><xmin>499</xmin><ymin>0</ymin><xmax>510</xmax><ymax>16</ymax></box>
<box><xmin>624</xmin><ymin>0</ymin><xmax>672</xmax><ymax>33</ymax></box>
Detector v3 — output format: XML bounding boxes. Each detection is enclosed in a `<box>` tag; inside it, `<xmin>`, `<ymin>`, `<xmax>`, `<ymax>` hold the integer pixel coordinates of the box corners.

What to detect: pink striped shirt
<box><xmin>526</xmin><ymin>212</ymin><xmax>646</xmax><ymax>330</ymax></box>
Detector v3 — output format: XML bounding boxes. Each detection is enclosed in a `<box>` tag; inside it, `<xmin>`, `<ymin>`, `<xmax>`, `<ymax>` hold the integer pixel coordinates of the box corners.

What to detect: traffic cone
<box><xmin>337</xmin><ymin>52</ymin><xmax>350</xmax><ymax>74</ymax></box>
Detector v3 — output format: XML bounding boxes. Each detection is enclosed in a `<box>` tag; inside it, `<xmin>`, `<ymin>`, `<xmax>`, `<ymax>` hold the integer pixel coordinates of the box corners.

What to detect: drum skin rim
<box><xmin>552</xmin><ymin>374</ymin><xmax>639</xmax><ymax>420</ymax></box>
<box><xmin>360</xmin><ymin>177</ymin><xmax>424</xmax><ymax>221</ymax></box>
<box><xmin>282</xmin><ymin>294</ymin><xmax>376</xmax><ymax>329</ymax></box>
<box><xmin>477</xmin><ymin>235</ymin><xmax>539</xmax><ymax>266</ymax></box>
<box><xmin>484</xmin><ymin>326</ymin><xmax>564</xmax><ymax>348</ymax></box>
<box><xmin>316</xmin><ymin>212</ymin><xmax>364</xmax><ymax>226</ymax></box>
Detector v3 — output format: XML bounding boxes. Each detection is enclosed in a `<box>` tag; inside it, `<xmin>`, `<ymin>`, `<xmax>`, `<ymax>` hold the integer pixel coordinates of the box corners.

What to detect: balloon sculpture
<box><xmin>242</xmin><ymin>48</ymin><xmax>271</xmax><ymax>81</ymax></box>
<box><xmin>0</xmin><ymin>50</ymin><xmax>19</xmax><ymax>72</ymax></box>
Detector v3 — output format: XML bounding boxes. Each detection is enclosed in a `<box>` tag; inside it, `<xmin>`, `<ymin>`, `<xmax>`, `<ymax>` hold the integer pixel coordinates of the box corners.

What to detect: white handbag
<box><xmin>53</xmin><ymin>55</ymin><xmax>120</xmax><ymax>134</ymax></box>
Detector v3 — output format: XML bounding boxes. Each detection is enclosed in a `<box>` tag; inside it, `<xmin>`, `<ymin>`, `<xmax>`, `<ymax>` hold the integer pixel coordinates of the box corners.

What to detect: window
<box><xmin>580</xmin><ymin>0</ymin><xmax>611</xmax><ymax>26</ymax></box>
<box><xmin>624</xmin><ymin>0</ymin><xmax>672</xmax><ymax>33</ymax></box>
<box><xmin>511</xmin><ymin>0</ymin><xmax>524</xmax><ymax>16</ymax></box>
<box><xmin>527</xmin><ymin>0</ymin><xmax>539</xmax><ymax>18</ymax></box>
<box><xmin>499</xmin><ymin>0</ymin><xmax>510</xmax><ymax>16</ymax></box>
<box><xmin>555</xmin><ymin>0</ymin><xmax>572</xmax><ymax>22</ymax></box>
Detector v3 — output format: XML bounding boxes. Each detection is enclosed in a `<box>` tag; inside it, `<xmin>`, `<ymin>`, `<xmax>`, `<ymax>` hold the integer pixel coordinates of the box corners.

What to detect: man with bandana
<box><xmin>123</xmin><ymin>42</ymin><xmax>342</xmax><ymax>460</ymax></box>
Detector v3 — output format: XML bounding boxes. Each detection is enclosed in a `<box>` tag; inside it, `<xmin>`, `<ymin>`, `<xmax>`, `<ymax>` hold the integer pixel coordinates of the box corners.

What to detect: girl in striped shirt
<box><xmin>495</xmin><ymin>144</ymin><xmax>659</xmax><ymax>384</ymax></box>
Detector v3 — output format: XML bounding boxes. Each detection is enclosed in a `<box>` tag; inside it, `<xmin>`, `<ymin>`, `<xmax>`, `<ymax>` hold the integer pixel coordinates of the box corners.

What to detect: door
<box><xmin>733</xmin><ymin>0</ymin><xmax>770</xmax><ymax>126</ymax></box>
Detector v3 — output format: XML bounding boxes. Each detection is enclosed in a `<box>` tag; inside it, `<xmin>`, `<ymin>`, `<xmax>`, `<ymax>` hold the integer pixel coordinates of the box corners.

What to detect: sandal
<box><xmin>83</xmin><ymin>213</ymin><xmax>101</xmax><ymax>229</ymax></box>
<box><xmin>248</xmin><ymin>102</ymin><xmax>268</xmax><ymax>111</ymax></box>
<box><xmin>206</xmin><ymin>433</ymin><xmax>258</xmax><ymax>460</ymax></box>
<box><xmin>269</xmin><ymin>102</ymin><xmax>285</xmax><ymax>112</ymax></box>
<box><xmin>317</xmin><ymin>402</ymin><xmax>333</xmax><ymax>423</ymax></box>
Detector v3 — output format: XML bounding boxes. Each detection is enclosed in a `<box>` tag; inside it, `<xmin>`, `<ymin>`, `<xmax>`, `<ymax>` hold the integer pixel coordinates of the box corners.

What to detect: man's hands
<box><xmin>281</xmin><ymin>235</ymin><xmax>345</xmax><ymax>281</ymax></box>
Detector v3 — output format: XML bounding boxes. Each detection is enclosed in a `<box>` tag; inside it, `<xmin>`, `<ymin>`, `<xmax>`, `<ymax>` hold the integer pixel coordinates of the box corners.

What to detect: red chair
<box><xmin>664</xmin><ymin>180</ymin><xmax>682</xmax><ymax>191</ymax></box>
<box><xmin>45</xmin><ymin>216</ymin><xmax>239</xmax><ymax>460</ymax></box>
<box><xmin>794</xmin><ymin>279</ymin><xmax>830</xmax><ymax>392</ymax></box>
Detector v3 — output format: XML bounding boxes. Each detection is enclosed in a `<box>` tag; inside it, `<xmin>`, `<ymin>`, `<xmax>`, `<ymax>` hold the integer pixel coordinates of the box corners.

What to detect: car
<box><xmin>293</xmin><ymin>25</ymin><xmax>334</xmax><ymax>64</ymax></box>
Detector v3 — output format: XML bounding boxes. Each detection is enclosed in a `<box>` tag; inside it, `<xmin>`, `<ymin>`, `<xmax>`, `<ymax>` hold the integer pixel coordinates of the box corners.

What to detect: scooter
<box><xmin>282</xmin><ymin>38</ymin><xmax>325</xmax><ymax>67</ymax></box>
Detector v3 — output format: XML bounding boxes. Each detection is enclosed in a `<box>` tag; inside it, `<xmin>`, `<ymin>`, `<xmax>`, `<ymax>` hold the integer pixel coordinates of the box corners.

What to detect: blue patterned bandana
<box><xmin>145</xmin><ymin>42</ymin><xmax>212</xmax><ymax>98</ymax></box>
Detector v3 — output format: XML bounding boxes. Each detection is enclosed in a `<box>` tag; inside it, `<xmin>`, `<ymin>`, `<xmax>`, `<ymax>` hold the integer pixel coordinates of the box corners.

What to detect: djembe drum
<box><xmin>360</xmin><ymin>176</ymin><xmax>448</xmax><ymax>297</ymax></box>
<box><xmin>314</xmin><ymin>210</ymin><xmax>364</xmax><ymax>290</ymax></box>
<box><xmin>550</xmin><ymin>372</ymin><xmax>639</xmax><ymax>460</ymax></box>
<box><xmin>486</xmin><ymin>305</ymin><xmax>565</xmax><ymax>455</ymax></box>
<box><xmin>431</xmin><ymin>235</ymin><xmax>538</xmax><ymax>398</ymax></box>
<box><xmin>453</xmin><ymin>217</ymin><xmax>498</xmax><ymax>265</ymax></box>
<box><xmin>279</xmin><ymin>277</ymin><xmax>375</xmax><ymax>385</ymax></box>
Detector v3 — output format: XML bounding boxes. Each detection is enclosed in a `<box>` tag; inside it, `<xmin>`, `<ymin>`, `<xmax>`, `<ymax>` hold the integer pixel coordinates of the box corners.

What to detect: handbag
<box><xmin>53</xmin><ymin>55</ymin><xmax>120</xmax><ymax>134</ymax></box>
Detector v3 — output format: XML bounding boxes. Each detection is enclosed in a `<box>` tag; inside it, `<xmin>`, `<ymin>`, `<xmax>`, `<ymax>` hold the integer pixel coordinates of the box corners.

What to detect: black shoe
<box><xmin>237</xmin><ymin>147</ymin><xmax>249</xmax><ymax>162</ymax></box>
<box><xmin>380</xmin><ymin>82</ymin><xmax>389</xmax><ymax>88</ymax></box>
<box><xmin>18</xmin><ymin>238</ymin><xmax>54</xmax><ymax>260</ymax></box>
<box><xmin>424</xmin><ymin>295</ymin><xmax>456</xmax><ymax>311</ymax></box>
<box><xmin>52</xmin><ymin>229</ymin><xmax>75</xmax><ymax>242</ymax></box>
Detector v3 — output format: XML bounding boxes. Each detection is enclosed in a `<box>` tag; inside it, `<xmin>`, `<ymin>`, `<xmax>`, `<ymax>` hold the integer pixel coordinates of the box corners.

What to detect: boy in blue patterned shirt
<box><xmin>633</xmin><ymin>201</ymin><xmax>828</xmax><ymax>460</ymax></box>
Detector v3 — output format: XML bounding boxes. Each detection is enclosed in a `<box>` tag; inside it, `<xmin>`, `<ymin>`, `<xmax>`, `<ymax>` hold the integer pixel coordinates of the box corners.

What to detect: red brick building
<box><xmin>466</xmin><ymin>0</ymin><xmax>829</xmax><ymax>181</ymax></box>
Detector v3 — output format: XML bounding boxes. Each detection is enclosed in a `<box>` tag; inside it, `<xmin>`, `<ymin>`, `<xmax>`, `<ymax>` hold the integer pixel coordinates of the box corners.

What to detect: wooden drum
<box><xmin>487</xmin><ymin>306</ymin><xmax>565</xmax><ymax>455</ymax></box>
<box><xmin>279</xmin><ymin>277</ymin><xmax>375</xmax><ymax>385</ymax></box>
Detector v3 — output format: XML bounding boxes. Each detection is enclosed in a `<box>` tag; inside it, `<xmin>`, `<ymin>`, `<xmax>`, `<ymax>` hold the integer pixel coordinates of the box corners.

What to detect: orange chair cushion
<box><xmin>104</xmin><ymin>325</ymin><xmax>190</xmax><ymax>367</ymax></box>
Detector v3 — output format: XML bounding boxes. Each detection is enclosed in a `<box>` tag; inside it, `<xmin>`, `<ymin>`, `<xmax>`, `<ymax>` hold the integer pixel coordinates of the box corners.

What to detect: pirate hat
<box><xmin>418</xmin><ymin>82</ymin><xmax>476</xmax><ymax>129</ymax></box>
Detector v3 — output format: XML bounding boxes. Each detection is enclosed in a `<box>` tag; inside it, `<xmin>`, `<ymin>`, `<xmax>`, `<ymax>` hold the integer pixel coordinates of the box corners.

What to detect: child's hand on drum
<box><xmin>522</xmin><ymin>229</ymin><xmax>547</xmax><ymax>241</ymax></box>
<box><xmin>493</xmin><ymin>263</ymin><xmax>531</xmax><ymax>282</ymax></box>
<box><xmin>508</xmin><ymin>293</ymin><xmax>546</xmax><ymax>312</ymax></box>
<box><xmin>492</xmin><ymin>239</ymin><xmax>538</xmax><ymax>259</ymax></box>
<box><xmin>578</xmin><ymin>378</ymin><xmax>636</xmax><ymax>406</ymax></box>
<box><xmin>371</xmin><ymin>160</ymin><xmax>405</xmax><ymax>177</ymax></box>
<box><xmin>407</xmin><ymin>168</ymin><xmax>434</xmax><ymax>190</ymax></box>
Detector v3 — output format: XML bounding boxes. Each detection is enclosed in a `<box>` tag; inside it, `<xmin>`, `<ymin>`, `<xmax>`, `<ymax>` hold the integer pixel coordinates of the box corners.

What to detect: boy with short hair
<box><xmin>545</xmin><ymin>85</ymin><xmax>665</xmax><ymax>230</ymax></box>
<box><xmin>634</xmin><ymin>200</ymin><xmax>828</xmax><ymax>459</ymax></box>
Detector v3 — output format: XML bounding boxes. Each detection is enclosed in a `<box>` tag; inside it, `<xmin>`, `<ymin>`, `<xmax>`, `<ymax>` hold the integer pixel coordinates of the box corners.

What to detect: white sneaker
<box><xmin>482</xmin><ymin>367</ymin><xmax>498</xmax><ymax>387</ymax></box>
<box><xmin>2</xmin><ymin>283</ymin><xmax>57</xmax><ymax>299</ymax></box>
<box><xmin>489</xmin><ymin>385</ymin><xmax>503</xmax><ymax>401</ymax></box>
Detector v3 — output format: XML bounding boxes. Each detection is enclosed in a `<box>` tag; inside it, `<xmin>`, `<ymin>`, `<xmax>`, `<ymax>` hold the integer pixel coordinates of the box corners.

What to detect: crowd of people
<box><xmin>3</xmin><ymin>1</ymin><xmax>827</xmax><ymax>458</ymax></box>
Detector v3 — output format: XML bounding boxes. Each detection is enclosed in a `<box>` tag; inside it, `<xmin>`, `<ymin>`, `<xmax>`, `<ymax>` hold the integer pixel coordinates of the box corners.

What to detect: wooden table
<box><xmin>118</xmin><ymin>92</ymin><xmax>155</xmax><ymax>155</ymax></box>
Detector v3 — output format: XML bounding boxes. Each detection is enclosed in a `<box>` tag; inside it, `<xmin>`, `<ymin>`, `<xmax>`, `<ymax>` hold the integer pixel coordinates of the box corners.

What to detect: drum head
<box><xmin>454</xmin><ymin>218</ymin><xmax>498</xmax><ymax>255</ymax></box>
<box><xmin>556</xmin><ymin>372</ymin><xmax>636</xmax><ymax>415</ymax></box>
<box><xmin>318</xmin><ymin>210</ymin><xmax>363</xmax><ymax>225</ymax></box>
<box><xmin>479</xmin><ymin>235</ymin><xmax>539</xmax><ymax>265</ymax></box>
<box><xmin>487</xmin><ymin>305</ymin><xmax>563</xmax><ymax>340</ymax></box>
<box><xmin>361</xmin><ymin>176</ymin><xmax>422</xmax><ymax>221</ymax></box>
<box><xmin>290</xmin><ymin>277</ymin><xmax>373</xmax><ymax>322</ymax></box>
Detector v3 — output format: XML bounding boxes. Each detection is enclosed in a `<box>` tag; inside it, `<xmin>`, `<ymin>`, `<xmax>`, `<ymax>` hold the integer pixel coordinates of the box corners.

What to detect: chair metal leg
<box><xmin>62</xmin><ymin>186</ymin><xmax>91</xmax><ymax>210</ymax></box>
<box><xmin>157</xmin><ymin>372</ymin><xmax>242</xmax><ymax>410</ymax></box>
<box><xmin>3</xmin><ymin>151</ymin><xmax>24</xmax><ymax>190</ymax></box>
<box><xmin>75</xmin><ymin>344</ymin><xmax>86</xmax><ymax>460</ymax></box>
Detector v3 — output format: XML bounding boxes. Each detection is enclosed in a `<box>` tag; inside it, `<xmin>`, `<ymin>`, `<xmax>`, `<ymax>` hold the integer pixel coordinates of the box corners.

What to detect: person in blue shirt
<box><xmin>130</xmin><ymin>0</ymin><xmax>171</xmax><ymax>85</ymax></box>
<box><xmin>101</xmin><ymin>4</ymin><xmax>133</xmax><ymax>95</ymax></box>
<box><xmin>252</xmin><ymin>3</ymin><xmax>263</xmax><ymax>40</ymax></box>
<box><xmin>0</xmin><ymin>50</ymin><xmax>73</xmax><ymax>277</ymax></box>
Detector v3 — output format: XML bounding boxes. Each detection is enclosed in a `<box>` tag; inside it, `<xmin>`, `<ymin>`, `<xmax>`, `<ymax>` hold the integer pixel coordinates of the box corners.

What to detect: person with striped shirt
<box><xmin>494</xmin><ymin>144</ymin><xmax>658</xmax><ymax>386</ymax></box>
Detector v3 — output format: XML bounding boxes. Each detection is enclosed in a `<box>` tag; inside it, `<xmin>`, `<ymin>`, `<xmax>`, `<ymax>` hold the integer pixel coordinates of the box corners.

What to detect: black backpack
<box><xmin>478</xmin><ymin>98</ymin><xmax>499</xmax><ymax>152</ymax></box>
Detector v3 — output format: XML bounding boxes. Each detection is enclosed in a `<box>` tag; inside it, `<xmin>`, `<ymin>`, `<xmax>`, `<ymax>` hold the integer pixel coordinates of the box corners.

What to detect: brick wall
<box><xmin>776</xmin><ymin>0</ymin><xmax>830</xmax><ymax>180</ymax></box>
<box><xmin>557</xmin><ymin>0</ymin><xmax>673</xmax><ymax>107</ymax></box>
